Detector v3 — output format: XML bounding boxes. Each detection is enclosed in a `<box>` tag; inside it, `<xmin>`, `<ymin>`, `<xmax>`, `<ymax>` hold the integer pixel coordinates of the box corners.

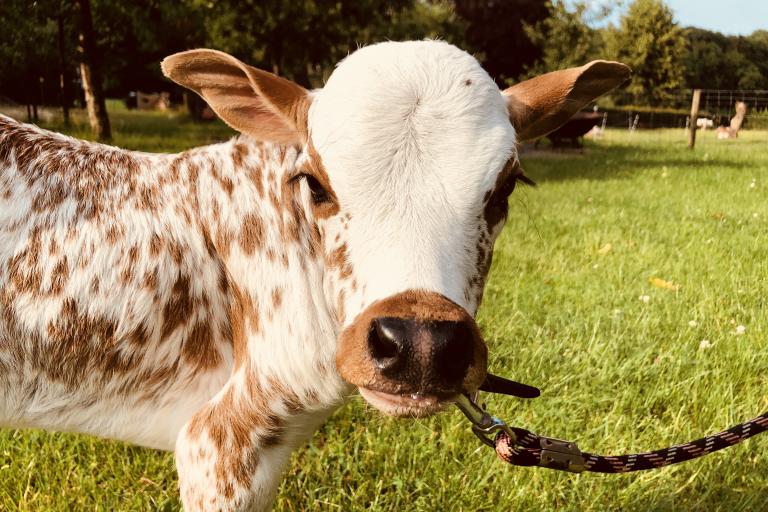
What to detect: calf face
<box><xmin>163</xmin><ymin>41</ymin><xmax>629</xmax><ymax>417</ymax></box>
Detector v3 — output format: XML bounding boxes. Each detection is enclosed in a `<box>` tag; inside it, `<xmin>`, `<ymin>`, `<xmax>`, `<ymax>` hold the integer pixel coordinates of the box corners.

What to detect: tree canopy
<box><xmin>2</xmin><ymin>0</ymin><xmax>768</xmax><ymax>113</ymax></box>
<box><xmin>604</xmin><ymin>0</ymin><xmax>687</xmax><ymax>105</ymax></box>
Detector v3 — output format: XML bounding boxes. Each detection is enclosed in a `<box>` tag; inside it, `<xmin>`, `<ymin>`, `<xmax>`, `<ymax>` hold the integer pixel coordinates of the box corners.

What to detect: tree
<box><xmin>605</xmin><ymin>0</ymin><xmax>686</xmax><ymax>105</ymax></box>
<box><xmin>454</xmin><ymin>0</ymin><xmax>550</xmax><ymax>87</ymax></box>
<box><xmin>190</xmin><ymin>0</ymin><xmax>464</xmax><ymax>89</ymax></box>
<box><xmin>0</xmin><ymin>1</ymin><xmax>62</xmax><ymax>121</ymax></box>
<box><xmin>523</xmin><ymin>1</ymin><xmax>603</xmax><ymax>77</ymax></box>
<box><xmin>75</xmin><ymin>0</ymin><xmax>111</xmax><ymax>140</ymax></box>
<box><xmin>682</xmin><ymin>28</ymin><xmax>768</xmax><ymax>91</ymax></box>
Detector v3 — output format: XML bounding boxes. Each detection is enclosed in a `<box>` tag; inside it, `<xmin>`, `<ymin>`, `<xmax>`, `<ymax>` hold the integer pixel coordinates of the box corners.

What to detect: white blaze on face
<box><xmin>309</xmin><ymin>41</ymin><xmax>515</xmax><ymax>323</ymax></box>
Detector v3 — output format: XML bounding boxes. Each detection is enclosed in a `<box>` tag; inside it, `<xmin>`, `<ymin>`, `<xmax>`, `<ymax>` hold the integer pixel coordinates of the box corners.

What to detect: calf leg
<box><xmin>175</xmin><ymin>375</ymin><xmax>330</xmax><ymax>511</ymax></box>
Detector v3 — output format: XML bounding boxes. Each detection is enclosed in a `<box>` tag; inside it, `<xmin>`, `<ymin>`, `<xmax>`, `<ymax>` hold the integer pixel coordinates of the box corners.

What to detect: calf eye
<box><xmin>292</xmin><ymin>173</ymin><xmax>331</xmax><ymax>205</ymax></box>
<box><xmin>304</xmin><ymin>175</ymin><xmax>331</xmax><ymax>205</ymax></box>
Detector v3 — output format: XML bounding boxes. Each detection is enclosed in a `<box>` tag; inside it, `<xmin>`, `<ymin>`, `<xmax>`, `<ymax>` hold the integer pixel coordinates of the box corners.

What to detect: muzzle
<box><xmin>337</xmin><ymin>289</ymin><xmax>487</xmax><ymax>416</ymax></box>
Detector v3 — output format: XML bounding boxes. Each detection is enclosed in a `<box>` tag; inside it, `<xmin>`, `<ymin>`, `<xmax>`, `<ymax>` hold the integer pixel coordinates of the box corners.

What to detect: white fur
<box><xmin>310</xmin><ymin>41</ymin><xmax>515</xmax><ymax>322</ymax></box>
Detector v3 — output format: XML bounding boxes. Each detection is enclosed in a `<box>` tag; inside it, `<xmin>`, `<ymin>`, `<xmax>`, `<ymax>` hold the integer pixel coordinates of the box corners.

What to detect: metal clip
<box><xmin>454</xmin><ymin>394</ymin><xmax>516</xmax><ymax>448</ymax></box>
<box><xmin>539</xmin><ymin>436</ymin><xmax>586</xmax><ymax>473</ymax></box>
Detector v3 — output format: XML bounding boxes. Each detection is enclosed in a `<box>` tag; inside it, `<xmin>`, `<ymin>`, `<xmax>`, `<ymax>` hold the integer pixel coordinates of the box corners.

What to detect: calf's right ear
<box><xmin>503</xmin><ymin>61</ymin><xmax>631</xmax><ymax>141</ymax></box>
<box><xmin>161</xmin><ymin>49</ymin><xmax>310</xmax><ymax>145</ymax></box>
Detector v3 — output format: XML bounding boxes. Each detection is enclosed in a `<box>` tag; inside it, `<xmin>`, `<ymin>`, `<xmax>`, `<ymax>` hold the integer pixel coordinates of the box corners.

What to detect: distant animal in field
<box><xmin>717</xmin><ymin>102</ymin><xmax>747</xmax><ymax>139</ymax></box>
<box><xmin>0</xmin><ymin>41</ymin><xmax>629</xmax><ymax>511</ymax></box>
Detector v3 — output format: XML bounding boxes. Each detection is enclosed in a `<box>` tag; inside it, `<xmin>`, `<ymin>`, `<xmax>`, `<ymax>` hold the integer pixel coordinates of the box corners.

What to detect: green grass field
<box><xmin>1</xmin><ymin>106</ymin><xmax>767</xmax><ymax>511</ymax></box>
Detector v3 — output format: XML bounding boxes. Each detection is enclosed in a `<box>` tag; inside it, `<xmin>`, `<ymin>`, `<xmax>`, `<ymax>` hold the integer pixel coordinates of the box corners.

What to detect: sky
<box><xmin>587</xmin><ymin>0</ymin><xmax>768</xmax><ymax>35</ymax></box>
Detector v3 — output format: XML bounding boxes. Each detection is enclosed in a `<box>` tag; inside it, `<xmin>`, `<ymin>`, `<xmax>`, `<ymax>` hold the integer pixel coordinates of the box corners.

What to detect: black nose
<box><xmin>369</xmin><ymin>317</ymin><xmax>408</xmax><ymax>371</ymax></box>
<box><xmin>367</xmin><ymin>316</ymin><xmax>474</xmax><ymax>389</ymax></box>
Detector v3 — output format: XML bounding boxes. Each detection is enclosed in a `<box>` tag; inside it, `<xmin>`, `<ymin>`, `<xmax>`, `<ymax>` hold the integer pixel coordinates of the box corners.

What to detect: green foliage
<box><xmin>90</xmin><ymin>0</ymin><xmax>207</xmax><ymax>95</ymax></box>
<box><xmin>604</xmin><ymin>0</ymin><xmax>686</xmax><ymax>105</ymax></box>
<box><xmin>0</xmin><ymin>1</ymin><xmax>70</xmax><ymax>106</ymax></box>
<box><xmin>1</xmin><ymin>111</ymin><xmax>767</xmax><ymax>510</ymax></box>
<box><xmin>195</xmin><ymin>0</ymin><xmax>464</xmax><ymax>87</ymax></box>
<box><xmin>683</xmin><ymin>27</ymin><xmax>768</xmax><ymax>90</ymax></box>
<box><xmin>523</xmin><ymin>1</ymin><xmax>603</xmax><ymax>77</ymax></box>
<box><xmin>454</xmin><ymin>0</ymin><xmax>550</xmax><ymax>87</ymax></box>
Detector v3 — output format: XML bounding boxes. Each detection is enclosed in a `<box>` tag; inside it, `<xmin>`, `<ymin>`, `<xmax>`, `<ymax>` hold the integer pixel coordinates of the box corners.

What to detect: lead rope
<box><xmin>494</xmin><ymin>412</ymin><xmax>768</xmax><ymax>473</ymax></box>
<box><xmin>455</xmin><ymin>387</ymin><xmax>768</xmax><ymax>474</ymax></box>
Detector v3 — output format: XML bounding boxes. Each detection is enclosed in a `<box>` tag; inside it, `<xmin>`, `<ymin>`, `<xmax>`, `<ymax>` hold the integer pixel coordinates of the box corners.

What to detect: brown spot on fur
<box><xmin>137</xmin><ymin>186</ymin><xmax>155</xmax><ymax>210</ymax></box>
<box><xmin>184</xmin><ymin>322</ymin><xmax>221</xmax><ymax>371</ymax></box>
<box><xmin>49</xmin><ymin>257</ymin><xmax>69</xmax><ymax>294</ymax></box>
<box><xmin>229</xmin><ymin>285</ymin><xmax>261</xmax><ymax>369</ymax></box>
<box><xmin>161</xmin><ymin>274</ymin><xmax>194</xmax><ymax>339</ymax></box>
<box><xmin>220</xmin><ymin>177</ymin><xmax>234</xmax><ymax>197</ymax></box>
<box><xmin>120</xmin><ymin>246</ymin><xmax>140</xmax><ymax>284</ymax></box>
<box><xmin>328</xmin><ymin>243</ymin><xmax>353</xmax><ymax>280</ymax></box>
<box><xmin>32</xmin><ymin>181</ymin><xmax>67</xmax><ymax>212</ymax></box>
<box><xmin>238</xmin><ymin>214</ymin><xmax>264</xmax><ymax>255</ymax></box>
<box><xmin>232</xmin><ymin>142</ymin><xmax>249</xmax><ymax>168</ymax></box>
<box><xmin>7</xmin><ymin>228</ymin><xmax>43</xmax><ymax>293</ymax></box>
<box><xmin>143</xmin><ymin>270</ymin><xmax>158</xmax><ymax>290</ymax></box>
<box><xmin>106</xmin><ymin>224</ymin><xmax>123</xmax><ymax>244</ymax></box>
<box><xmin>215</xmin><ymin>229</ymin><xmax>233</xmax><ymax>259</ymax></box>
<box><xmin>149</xmin><ymin>233</ymin><xmax>163</xmax><ymax>256</ymax></box>
<box><xmin>168</xmin><ymin>239</ymin><xmax>185</xmax><ymax>264</ymax></box>
<box><xmin>271</xmin><ymin>288</ymin><xmax>282</xmax><ymax>310</ymax></box>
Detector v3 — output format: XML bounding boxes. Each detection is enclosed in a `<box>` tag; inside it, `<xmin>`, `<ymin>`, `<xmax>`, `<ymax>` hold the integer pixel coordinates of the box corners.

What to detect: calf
<box><xmin>0</xmin><ymin>41</ymin><xmax>629</xmax><ymax>511</ymax></box>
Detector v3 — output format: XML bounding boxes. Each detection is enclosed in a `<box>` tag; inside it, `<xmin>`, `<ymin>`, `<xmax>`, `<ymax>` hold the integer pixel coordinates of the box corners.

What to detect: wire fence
<box><xmin>594</xmin><ymin>89</ymin><xmax>768</xmax><ymax>131</ymax></box>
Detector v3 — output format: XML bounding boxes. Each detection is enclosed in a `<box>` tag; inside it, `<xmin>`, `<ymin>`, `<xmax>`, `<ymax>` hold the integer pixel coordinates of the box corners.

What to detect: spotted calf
<box><xmin>0</xmin><ymin>41</ymin><xmax>629</xmax><ymax>510</ymax></box>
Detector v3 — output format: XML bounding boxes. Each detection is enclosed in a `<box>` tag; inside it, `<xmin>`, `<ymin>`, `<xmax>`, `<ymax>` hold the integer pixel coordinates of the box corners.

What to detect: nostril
<box><xmin>369</xmin><ymin>317</ymin><xmax>407</xmax><ymax>370</ymax></box>
<box><xmin>432</xmin><ymin>321</ymin><xmax>474</xmax><ymax>384</ymax></box>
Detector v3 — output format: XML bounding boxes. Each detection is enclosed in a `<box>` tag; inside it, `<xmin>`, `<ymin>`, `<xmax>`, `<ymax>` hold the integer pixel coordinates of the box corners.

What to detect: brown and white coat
<box><xmin>0</xmin><ymin>41</ymin><xmax>629</xmax><ymax>511</ymax></box>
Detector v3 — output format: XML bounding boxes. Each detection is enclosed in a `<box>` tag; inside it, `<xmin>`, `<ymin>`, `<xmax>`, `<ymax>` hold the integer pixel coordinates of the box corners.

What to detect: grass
<box><xmin>1</xmin><ymin>106</ymin><xmax>767</xmax><ymax>511</ymax></box>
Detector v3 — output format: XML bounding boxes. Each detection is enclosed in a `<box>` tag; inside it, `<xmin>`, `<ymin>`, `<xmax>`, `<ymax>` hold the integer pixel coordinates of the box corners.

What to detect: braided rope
<box><xmin>495</xmin><ymin>412</ymin><xmax>768</xmax><ymax>473</ymax></box>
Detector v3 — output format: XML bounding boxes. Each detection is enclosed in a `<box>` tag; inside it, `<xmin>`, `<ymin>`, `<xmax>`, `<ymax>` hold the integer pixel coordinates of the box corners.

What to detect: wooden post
<box><xmin>688</xmin><ymin>89</ymin><xmax>701</xmax><ymax>149</ymax></box>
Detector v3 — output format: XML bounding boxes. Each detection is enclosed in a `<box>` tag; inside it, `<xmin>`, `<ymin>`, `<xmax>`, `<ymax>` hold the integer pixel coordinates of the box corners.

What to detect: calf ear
<box><xmin>161</xmin><ymin>49</ymin><xmax>310</xmax><ymax>145</ymax></box>
<box><xmin>503</xmin><ymin>61</ymin><xmax>631</xmax><ymax>142</ymax></box>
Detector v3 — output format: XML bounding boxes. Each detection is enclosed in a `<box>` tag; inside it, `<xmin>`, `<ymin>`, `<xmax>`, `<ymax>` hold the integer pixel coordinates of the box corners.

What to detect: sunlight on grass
<box><xmin>0</xmin><ymin>109</ymin><xmax>766</xmax><ymax>511</ymax></box>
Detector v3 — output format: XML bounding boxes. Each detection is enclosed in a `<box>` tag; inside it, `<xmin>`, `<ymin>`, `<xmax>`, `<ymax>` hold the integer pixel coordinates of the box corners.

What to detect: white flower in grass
<box><xmin>688</xmin><ymin>320</ymin><xmax>698</xmax><ymax>327</ymax></box>
<box><xmin>699</xmin><ymin>339</ymin><xmax>712</xmax><ymax>350</ymax></box>
<box><xmin>735</xmin><ymin>325</ymin><xmax>746</xmax><ymax>335</ymax></box>
<box><xmin>639</xmin><ymin>294</ymin><xmax>650</xmax><ymax>303</ymax></box>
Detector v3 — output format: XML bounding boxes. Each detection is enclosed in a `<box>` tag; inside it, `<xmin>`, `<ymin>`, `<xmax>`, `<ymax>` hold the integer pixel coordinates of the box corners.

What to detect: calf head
<box><xmin>162</xmin><ymin>41</ymin><xmax>629</xmax><ymax>417</ymax></box>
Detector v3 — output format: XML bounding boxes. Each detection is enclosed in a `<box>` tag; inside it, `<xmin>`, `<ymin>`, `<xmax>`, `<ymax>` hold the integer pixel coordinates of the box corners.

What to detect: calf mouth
<box><xmin>358</xmin><ymin>387</ymin><xmax>456</xmax><ymax>417</ymax></box>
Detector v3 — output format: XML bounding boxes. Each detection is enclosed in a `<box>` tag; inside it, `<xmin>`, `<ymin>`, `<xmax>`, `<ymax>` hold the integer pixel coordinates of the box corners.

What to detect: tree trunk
<box><xmin>74</xmin><ymin>0</ymin><xmax>111</xmax><ymax>140</ymax></box>
<box><xmin>58</xmin><ymin>12</ymin><xmax>71</xmax><ymax>127</ymax></box>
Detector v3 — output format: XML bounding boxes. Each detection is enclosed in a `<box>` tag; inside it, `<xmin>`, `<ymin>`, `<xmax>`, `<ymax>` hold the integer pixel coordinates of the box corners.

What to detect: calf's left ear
<box><xmin>504</xmin><ymin>61</ymin><xmax>631</xmax><ymax>142</ymax></box>
<box><xmin>161</xmin><ymin>49</ymin><xmax>309</xmax><ymax>145</ymax></box>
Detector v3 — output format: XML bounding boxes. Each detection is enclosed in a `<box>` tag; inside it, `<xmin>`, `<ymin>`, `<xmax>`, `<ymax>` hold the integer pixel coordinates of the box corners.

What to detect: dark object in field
<box><xmin>546</xmin><ymin>111</ymin><xmax>601</xmax><ymax>148</ymax></box>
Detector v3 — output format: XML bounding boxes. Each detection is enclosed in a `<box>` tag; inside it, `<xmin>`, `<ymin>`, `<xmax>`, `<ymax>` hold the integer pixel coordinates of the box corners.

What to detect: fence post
<box><xmin>688</xmin><ymin>89</ymin><xmax>702</xmax><ymax>149</ymax></box>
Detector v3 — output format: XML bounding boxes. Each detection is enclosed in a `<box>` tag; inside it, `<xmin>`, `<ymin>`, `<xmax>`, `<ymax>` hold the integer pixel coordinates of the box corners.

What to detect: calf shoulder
<box><xmin>0</xmin><ymin>116</ymin><xmax>234</xmax><ymax>448</ymax></box>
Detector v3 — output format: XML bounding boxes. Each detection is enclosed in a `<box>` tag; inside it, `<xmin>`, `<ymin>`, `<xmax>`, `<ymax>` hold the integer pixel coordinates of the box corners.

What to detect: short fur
<box><xmin>0</xmin><ymin>41</ymin><xmax>629</xmax><ymax>511</ymax></box>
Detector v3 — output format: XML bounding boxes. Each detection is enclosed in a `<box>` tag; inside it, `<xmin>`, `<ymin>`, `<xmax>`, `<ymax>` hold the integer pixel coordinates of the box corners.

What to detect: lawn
<box><xmin>1</xmin><ymin>106</ymin><xmax>767</xmax><ymax>511</ymax></box>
